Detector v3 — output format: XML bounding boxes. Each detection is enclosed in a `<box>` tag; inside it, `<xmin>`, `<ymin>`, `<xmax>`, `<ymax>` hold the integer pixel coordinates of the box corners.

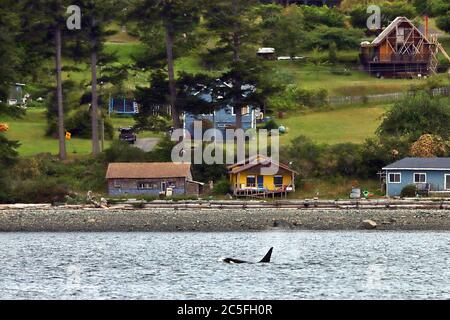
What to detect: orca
<box><xmin>222</xmin><ymin>247</ymin><xmax>273</xmax><ymax>264</ymax></box>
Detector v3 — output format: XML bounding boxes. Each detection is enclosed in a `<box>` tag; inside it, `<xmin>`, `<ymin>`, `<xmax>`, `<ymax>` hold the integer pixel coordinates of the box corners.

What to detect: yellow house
<box><xmin>228</xmin><ymin>155</ymin><xmax>297</xmax><ymax>197</ymax></box>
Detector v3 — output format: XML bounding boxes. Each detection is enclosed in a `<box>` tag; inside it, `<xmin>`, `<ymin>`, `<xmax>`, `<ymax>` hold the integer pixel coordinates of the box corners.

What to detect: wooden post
<box><xmin>100</xmin><ymin>119</ymin><xmax>105</xmax><ymax>152</ymax></box>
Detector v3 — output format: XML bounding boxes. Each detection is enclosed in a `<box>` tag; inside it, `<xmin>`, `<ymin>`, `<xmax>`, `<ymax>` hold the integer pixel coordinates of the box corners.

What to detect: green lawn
<box><xmin>104</xmin><ymin>42</ymin><xmax>145</xmax><ymax>65</ymax></box>
<box><xmin>0</xmin><ymin>108</ymin><xmax>160</xmax><ymax>157</ymax></box>
<box><xmin>1</xmin><ymin>104</ymin><xmax>387</xmax><ymax>157</ymax></box>
<box><xmin>279</xmin><ymin>104</ymin><xmax>388</xmax><ymax>145</ymax></box>
<box><xmin>268</xmin><ymin>62</ymin><xmax>425</xmax><ymax>97</ymax></box>
<box><xmin>1</xmin><ymin>108</ymin><xmax>96</xmax><ymax>156</ymax></box>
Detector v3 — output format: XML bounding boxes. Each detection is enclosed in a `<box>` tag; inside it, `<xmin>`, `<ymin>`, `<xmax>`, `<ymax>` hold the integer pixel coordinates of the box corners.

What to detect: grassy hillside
<box><xmin>6</xmin><ymin>19</ymin><xmax>447</xmax><ymax>158</ymax></box>
<box><xmin>0</xmin><ymin>108</ymin><xmax>140</xmax><ymax>157</ymax></box>
<box><xmin>279</xmin><ymin>104</ymin><xmax>387</xmax><ymax>145</ymax></box>
<box><xmin>0</xmin><ymin>103</ymin><xmax>387</xmax><ymax>156</ymax></box>
<box><xmin>268</xmin><ymin>62</ymin><xmax>423</xmax><ymax>96</ymax></box>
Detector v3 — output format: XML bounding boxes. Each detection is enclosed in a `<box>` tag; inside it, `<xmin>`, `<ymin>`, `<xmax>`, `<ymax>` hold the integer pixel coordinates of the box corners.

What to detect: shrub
<box><xmin>328</xmin><ymin>42</ymin><xmax>337</xmax><ymax>65</ymax></box>
<box><xmin>437</xmin><ymin>56</ymin><xmax>450</xmax><ymax>74</ymax></box>
<box><xmin>307</xmin><ymin>26</ymin><xmax>364</xmax><ymax>50</ymax></box>
<box><xmin>65</xmin><ymin>108</ymin><xmax>114</xmax><ymax>139</ymax></box>
<box><xmin>283</xmin><ymin>85</ymin><xmax>328</xmax><ymax>109</ymax></box>
<box><xmin>193</xmin><ymin>163</ymin><xmax>227</xmax><ymax>183</ymax></box>
<box><xmin>134</xmin><ymin>115</ymin><xmax>171</xmax><ymax>133</ymax></box>
<box><xmin>400</xmin><ymin>185</ymin><xmax>417</xmax><ymax>198</ymax></box>
<box><xmin>377</xmin><ymin>93</ymin><xmax>450</xmax><ymax>140</ymax></box>
<box><xmin>103</xmin><ymin>140</ymin><xmax>149</xmax><ymax>163</ymax></box>
<box><xmin>0</xmin><ymin>177</ymin><xmax>12</xmax><ymax>203</ymax></box>
<box><xmin>213</xmin><ymin>179</ymin><xmax>231</xmax><ymax>195</ymax></box>
<box><xmin>147</xmin><ymin>135</ymin><xmax>177</xmax><ymax>162</ymax></box>
<box><xmin>263</xmin><ymin>119</ymin><xmax>279</xmax><ymax>131</ymax></box>
<box><xmin>11</xmin><ymin>178</ymin><xmax>70</xmax><ymax>203</ymax></box>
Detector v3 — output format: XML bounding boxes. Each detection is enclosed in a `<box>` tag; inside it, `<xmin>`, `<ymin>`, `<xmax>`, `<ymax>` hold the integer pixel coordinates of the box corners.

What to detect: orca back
<box><xmin>259</xmin><ymin>247</ymin><xmax>273</xmax><ymax>263</ymax></box>
<box><xmin>223</xmin><ymin>258</ymin><xmax>248</xmax><ymax>264</ymax></box>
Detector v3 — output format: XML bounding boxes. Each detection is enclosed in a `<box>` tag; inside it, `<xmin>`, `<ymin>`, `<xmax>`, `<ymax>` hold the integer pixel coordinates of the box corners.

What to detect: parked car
<box><xmin>119</xmin><ymin>127</ymin><xmax>137</xmax><ymax>144</ymax></box>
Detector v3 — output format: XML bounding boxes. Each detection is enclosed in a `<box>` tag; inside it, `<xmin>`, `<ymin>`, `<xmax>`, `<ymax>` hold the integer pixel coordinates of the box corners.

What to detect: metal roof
<box><xmin>370</xmin><ymin>17</ymin><xmax>431</xmax><ymax>46</ymax></box>
<box><xmin>383</xmin><ymin>158</ymin><xmax>450</xmax><ymax>170</ymax></box>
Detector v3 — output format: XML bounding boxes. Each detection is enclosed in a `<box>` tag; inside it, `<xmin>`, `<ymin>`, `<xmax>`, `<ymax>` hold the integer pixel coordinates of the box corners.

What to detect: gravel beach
<box><xmin>0</xmin><ymin>207</ymin><xmax>449</xmax><ymax>232</ymax></box>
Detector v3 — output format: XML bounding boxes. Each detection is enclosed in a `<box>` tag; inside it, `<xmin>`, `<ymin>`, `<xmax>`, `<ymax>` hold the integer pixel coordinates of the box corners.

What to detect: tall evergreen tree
<box><xmin>0</xmin><ymin>1</ymin><xmax>20</xmax><ymax>110</ymax></box>
<box><xmin>75</xmin><ymin>0</ymin><xmax>117</xmax><ymax>155</ymax></box>
<box><xmin>205</xmin><ymin>0</ymin><xmax>276</xmax><ymax>129</ymax></box>
<box><xmin>130</xmin><ymin>0</ymin><xmax>202</xmax><ymax>129</ymax></box>
<box><xmin>21</xmin><ymin>0</ymin><xmax>72</xmax><ymax>160</ymax></box>
<box><xmin>0</xmin><ymin>0</ymin><xmax>22</xmax><ymax>201</ymax></box>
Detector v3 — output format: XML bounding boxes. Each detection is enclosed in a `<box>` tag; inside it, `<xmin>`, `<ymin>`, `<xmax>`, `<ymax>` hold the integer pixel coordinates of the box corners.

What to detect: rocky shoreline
<box><xmin>0</xmin><ymin>207</ymin><xmax>449</xmax><ymax>232</ymax></box>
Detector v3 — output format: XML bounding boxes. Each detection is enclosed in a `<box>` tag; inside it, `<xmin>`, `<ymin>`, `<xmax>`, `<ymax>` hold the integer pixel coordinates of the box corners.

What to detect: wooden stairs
<box><xmin>430</xmin><ymin>35</ymin><xmax>450</xmax><ymax>74</ymax></box>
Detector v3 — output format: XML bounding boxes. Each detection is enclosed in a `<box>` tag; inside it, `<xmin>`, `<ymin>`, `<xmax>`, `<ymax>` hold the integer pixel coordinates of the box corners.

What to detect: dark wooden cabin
<box><xmin>360</xmin><ymin>17</ymin><xmax>438</xmax><ymax>78</ymax></box>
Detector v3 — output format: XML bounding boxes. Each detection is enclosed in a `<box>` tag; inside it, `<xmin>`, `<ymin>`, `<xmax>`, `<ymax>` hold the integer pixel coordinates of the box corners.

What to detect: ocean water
<box><xmin>0</xmin><ymin>231</ymin><xmax>449</xmax><ymax>300</ymax></box>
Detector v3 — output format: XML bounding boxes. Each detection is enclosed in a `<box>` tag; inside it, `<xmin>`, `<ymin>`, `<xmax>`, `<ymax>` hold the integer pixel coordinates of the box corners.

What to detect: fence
<box><xmin>327</xmin><ymin>87</ymin><xmax>450</xmax><ymax>106</ymax></box>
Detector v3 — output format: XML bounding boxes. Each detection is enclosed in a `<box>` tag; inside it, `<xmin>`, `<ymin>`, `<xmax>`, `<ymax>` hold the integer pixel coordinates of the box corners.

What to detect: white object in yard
<box><xmin>7</xmin><ymin>99</ymin><xmax>17</xmax><ymax>106</ymax></box>
<box><xmin>349</xmin><ymin>188</ymin><xmax>361</xmax><ymax>199</ymax></box>
<box><xmin>37</xmin><ymin>97</ymin><xmax>44</xmax><ymax>102</ymax></box>
<box><xmin>277</xmin><ymin>56</ymin><xmax>304</xmax><ymax>61</ymax></box>
<box><xmin>258</xmin><ymin>47</ymin><xmax>275</xmax><ymax>54</ymax></box>
<box><xmin>166</xmin><ymin>188</ymin><xmax>173</xmax><ymax>197</ymax></box>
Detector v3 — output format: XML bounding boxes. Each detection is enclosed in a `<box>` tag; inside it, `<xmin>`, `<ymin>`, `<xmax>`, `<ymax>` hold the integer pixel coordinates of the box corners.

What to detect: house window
<box><xmin>231</xmin><ymin>107</ymin><xmax>250</xmax><ymax>116</ymax></box>
<box><xmin>274</xmin><ymin>175</ymin><xmax>283</xmax><ymax>187</ymax></box>
<box><xmin>114</xmin><ymin>180</ymin><xmax>122</xmax><ymax>188</ymax></box>
<box><xmin>445</xmin><ymin>175</ymin><xmax>450</xmax><ymax>190</ymax></box>
<box><xmin>246</xmin><ymin>176</ymin><xmax>256</xmax><ymax>187</ymax></box>
<box><xmin>388</xmin><ymin>173</ymin><xmax>401</xmax><ymax>184</ymax></box>
<box><xmin>413</xmin><ymin>173</ymin><xmax>426</xmax><ymax>184</ymax></box>
<box><xmin>138</xmin><ymin>182</ymin><xmax>157</xmax><ymax>190</ymax></box>
<box><xmin>397</xmin><ymin>27</ymin><xmax>403</xmax><ymax>38</ymax></box>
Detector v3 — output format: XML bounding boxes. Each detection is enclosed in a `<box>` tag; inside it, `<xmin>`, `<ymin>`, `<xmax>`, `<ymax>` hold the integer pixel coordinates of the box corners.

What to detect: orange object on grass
<box><xmin>0</xmin><ymin>123</ymin><xmax>9</xmax><ymax>132</ymax></box>
<box><xmin>65</xmin><ymin>131</ymin><xmax>72</xmax><ymax>140</ymax></box>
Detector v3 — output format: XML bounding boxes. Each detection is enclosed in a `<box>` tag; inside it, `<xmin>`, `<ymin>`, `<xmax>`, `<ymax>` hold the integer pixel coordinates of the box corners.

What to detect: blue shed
<box><xmin>383</xmin><ymin>157</ymin><xmax>450</xmax><ymax>197</ymax></box>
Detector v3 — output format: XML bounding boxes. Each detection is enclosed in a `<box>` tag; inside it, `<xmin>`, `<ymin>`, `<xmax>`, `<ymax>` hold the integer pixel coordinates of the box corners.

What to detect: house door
<box><xmin>257</xmin><ymin>176</ymin><xmax>264</xmax><ymax>189</ymax></box>
<box><xmin>161</xmin><ymin>182</ymin><xmax>167</xmax><ymax>192</ymax></box>
<box><xmin>445</xmin><ymin>175</ymin><xmax>450</xmax><ymax>190</ymax></box>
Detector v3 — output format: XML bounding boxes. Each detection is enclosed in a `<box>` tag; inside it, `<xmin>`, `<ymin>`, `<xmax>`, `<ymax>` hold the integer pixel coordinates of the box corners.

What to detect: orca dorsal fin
<box><xmin>259</xmin><ymin>247</ymin><xmax>273</xmax><ymax>263</ymax></box>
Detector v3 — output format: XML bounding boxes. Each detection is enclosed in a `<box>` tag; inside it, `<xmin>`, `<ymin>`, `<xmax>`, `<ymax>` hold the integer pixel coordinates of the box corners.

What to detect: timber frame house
<box><xmin>360</xmin><ymin>17</ymin><xmax>450</xmax><ymax>78</ymax></box>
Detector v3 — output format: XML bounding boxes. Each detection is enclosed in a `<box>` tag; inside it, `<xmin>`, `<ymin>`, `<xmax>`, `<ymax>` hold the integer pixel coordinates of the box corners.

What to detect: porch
<box><xmin>232</xmin><ymin>183</ymin><xmax>294</xmax><ymax>198</ymax></box>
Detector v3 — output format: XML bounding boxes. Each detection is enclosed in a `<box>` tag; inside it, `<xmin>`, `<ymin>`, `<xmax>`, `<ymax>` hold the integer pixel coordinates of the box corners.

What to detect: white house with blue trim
<box><xmin>383</xmin><ymin>158</ymin><xmax>450</xmax><ymax>197</ymax></box>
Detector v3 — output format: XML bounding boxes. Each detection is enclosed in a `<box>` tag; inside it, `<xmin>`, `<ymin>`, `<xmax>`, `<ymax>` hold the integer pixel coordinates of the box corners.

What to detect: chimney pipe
<box><xmin>425</xmin><ymin>16</ymin><xmax>429</xmax><ymax>40</ymax></box>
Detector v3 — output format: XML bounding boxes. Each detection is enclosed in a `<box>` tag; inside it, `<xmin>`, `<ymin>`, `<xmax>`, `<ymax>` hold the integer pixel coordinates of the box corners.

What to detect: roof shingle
<box><xmin>106</xmin><ymin>163</ymin><xmax>192</xmax><ymax>179</ymax></box>
<box><xmin>383</xmin><ymin>158</ymin><xmax>450</xmax><ymax>170</ymax></box>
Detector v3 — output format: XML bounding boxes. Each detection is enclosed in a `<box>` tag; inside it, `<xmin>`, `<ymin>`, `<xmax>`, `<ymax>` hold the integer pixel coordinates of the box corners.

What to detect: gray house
<box><xmin>383</xmin><ymin>158</ymin><xmax>450</xmax><ymax>197</ymax></box>
<box><xmin>106</xmin><ymin>163</ymin><xmax>201</xmax><ymax>197</ymax></box>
